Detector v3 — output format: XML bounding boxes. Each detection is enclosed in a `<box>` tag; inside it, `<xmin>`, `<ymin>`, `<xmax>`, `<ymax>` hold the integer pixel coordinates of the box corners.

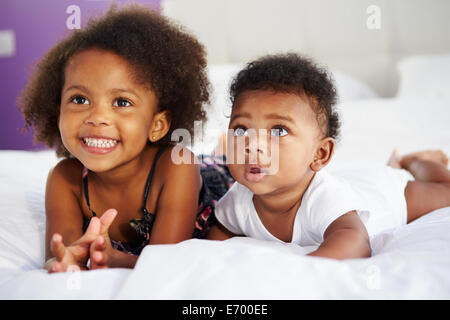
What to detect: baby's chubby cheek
<box><xmin>227</xmin><ymin>163</ymin><xmax>243</xmax><ymax>183</ymax></box>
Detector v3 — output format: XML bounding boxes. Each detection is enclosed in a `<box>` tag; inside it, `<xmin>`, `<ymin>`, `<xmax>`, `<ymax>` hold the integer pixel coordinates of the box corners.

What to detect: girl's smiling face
<box><xmin>59</xmin><ymin>48</ymin><xmax>163</xmax><ymax>172</ymax></box>
<box><xmin>227</xmin><ymin>90</ymin><xmax>333</xmax><ymax>196</ymax></box>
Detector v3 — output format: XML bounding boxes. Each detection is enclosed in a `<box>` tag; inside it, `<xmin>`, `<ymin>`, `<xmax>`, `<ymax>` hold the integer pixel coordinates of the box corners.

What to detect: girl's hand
<box><xmin>90</xmin><ymin>208</ymin><xmax>139</xmax><ymax>269</ymax></box>
<box><xmin>90</xmin><ymin>235</ymin><xmax>139</xmax><ymax>269</ymax></box>
<box><xmin>89</xmin><ymin>209</ymin><xmax>119</xmax><ymax>270</ymax></box>
<box><xmin>47</xmin><ymin>209</ymin><xmax>118</xmax><ymax>273</ymax></box>
<box><xmin>47</xmin><ymin>216</ymin><xmax>101</xmax><ymax>273</ymax></box>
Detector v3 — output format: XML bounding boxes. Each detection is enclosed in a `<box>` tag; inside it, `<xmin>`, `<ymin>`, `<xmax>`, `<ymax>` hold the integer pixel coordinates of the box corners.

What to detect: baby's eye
<box><xmin>71</xmin><ymin>96</ymin><xmax>89</xmax><ymax>105</ymax></box>
<box><xmin>113</xmin><ymin>98</ymin><xmax>132</xmax><ymax>108</ymax></box>
<box><xmin>233</xmin><ymin>126</ymin><xmax>248</xmax><ymax>137</ymax></box>
<box><xmin>271</xmin><ymin>127</ymin><xmax>288</xmax><ymax>137</ymax></box>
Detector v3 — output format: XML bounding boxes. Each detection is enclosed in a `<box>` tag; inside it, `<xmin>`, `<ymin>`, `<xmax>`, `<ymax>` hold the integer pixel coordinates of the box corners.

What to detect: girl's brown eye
<box><xmin>71</xmin><ymin>96</ymin><xmax>89</xmax><ymax>105</ymax></box>
<box><xmin>113</xmin><ymin>98</ymin><xmax>132</xmax><ymax>107</ymax></box>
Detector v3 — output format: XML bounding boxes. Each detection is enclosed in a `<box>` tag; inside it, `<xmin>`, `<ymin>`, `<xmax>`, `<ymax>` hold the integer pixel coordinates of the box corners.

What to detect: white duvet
<box><xmin>0</xmin><ymin>97</ymin><xmax>449</xmax><ymax>299</ymax></box>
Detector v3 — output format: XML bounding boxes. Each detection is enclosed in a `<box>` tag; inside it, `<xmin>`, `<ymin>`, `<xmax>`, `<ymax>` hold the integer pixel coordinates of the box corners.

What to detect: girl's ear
<box><xmin>149</xmin><ymin>110</ymin><xmax>171</xmax><ymax>142</ymax></box>
<box><xmin>310</xmin><ymin>137</ymin><xmax>335</xmax><ymax>172</ymax></box>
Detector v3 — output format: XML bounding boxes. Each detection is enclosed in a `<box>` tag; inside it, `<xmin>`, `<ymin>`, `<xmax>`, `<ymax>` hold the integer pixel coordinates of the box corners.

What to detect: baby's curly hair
<box><xmin>230</xmin><ymin>53</ymin><xmax>340</xmax><ymax>139</ymax></box>
<box><xmin>19</xmin><ymin>4</ymin><xmax>209</xmax><ymax>157</ymax></box>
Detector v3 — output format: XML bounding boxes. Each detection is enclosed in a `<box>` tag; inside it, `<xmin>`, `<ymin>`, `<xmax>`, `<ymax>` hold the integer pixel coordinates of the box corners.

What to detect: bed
<box><xmin>1</xmin><ymin>55</ymin><xmax>450</xmax><ymax>299</ymax></box>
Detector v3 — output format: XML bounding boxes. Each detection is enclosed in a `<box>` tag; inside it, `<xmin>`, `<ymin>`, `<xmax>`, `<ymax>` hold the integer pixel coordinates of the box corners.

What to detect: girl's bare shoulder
<box><xmin>159</xmin><ymin>145</ymin><xmax>200</xmax><ymax>175</ymax></box>
<box><xmin>47</xmin><ymin>157</ymin><xmax>84</xmax><ymax>193</ymax></box>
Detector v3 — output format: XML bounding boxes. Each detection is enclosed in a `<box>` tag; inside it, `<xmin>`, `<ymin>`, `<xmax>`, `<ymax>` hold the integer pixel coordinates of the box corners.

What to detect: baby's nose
<box><xmin>245</xmin><ymin>145</ymin><xmax>264</xmax><ymax>154</ymax></box>
<box><xmin>245</xmin><ymin>133</ymin><xmax>268</xmax><ymax>156</ymax></box>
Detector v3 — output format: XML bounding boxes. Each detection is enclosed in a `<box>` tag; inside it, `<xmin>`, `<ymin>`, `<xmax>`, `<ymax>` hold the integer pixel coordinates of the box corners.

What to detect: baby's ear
<box><xmin>310</xmin><ymin>137</ymin><xmax>335</xmax><ymax>172</ymax></box>
<box><xmin>149</xmin><ymin>110</ymin><xmax>171</xmax><ymax>142</ymax></box>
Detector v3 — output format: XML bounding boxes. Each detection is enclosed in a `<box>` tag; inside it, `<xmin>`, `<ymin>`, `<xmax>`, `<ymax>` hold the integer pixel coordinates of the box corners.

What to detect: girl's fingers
<box><xmin>99</xmin><ymin>209</ymin><xmax>118</xmax><ymax>234</ymax></box>
<box><xmin>48</xmin><ymin>261</ymin><xmax>62</xmax><ymax>273</ymax></box>
<box><xmin>90</xmin><ymin>236</ymin><xmax>107</xmax><ymax>266</ymax></box>
<box><xmin>94</xmin><ymin>236</ymin><xmax>106</xmax><ymax>251</ymax></box>
<box><xmin>50</xmin><ymin>233</ymin><xmax>66</xmax><ymax>261</ymax></box>
<box><xmin>77</xmin><ymin>217</ymin><xmax>101</xmax><ymax>245</ymax></box>
<box><xmin>93</xmin><ymin>251</ymin><xmax>105</xmax><ymax>264</ymax></box>
<box><xmin>84</xmin><ymin>216</ymin><xmax>101</xmax><ymax>237</ymax></box>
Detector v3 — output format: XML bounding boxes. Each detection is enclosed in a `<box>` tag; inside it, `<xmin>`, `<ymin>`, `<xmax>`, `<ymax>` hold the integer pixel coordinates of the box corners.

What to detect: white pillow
<box><xmin>0</xmin><ymin>151</ymin><xmax>59</xmax><ymax>272</ymax></box>
<box><xmin>396</xmin><ymin>54</ymin><xmax>450</xmax><ymax>99</ymax></box>
<box><xmin>332</xmin><ymin>72</ymin><xmax>378</xmax><ymax>102</ymax></box>
<box><xmin>192</xmin><ymin>64</ymin><xmax>243</xmax><ymax>155</ymax></box>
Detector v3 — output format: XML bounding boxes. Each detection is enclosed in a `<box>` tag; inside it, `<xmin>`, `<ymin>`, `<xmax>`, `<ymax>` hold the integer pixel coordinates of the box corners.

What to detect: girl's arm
<box><xmin>45</xmin><ymin>159</ymin><xmax>92</xmax><ymax>270</ymax></box>
<box><xmin>148</xmin><ymin>147</ymin><xmax>202</xmax><ymax>244</ymax></box>
<box><xmin>308</xmin><ymin>211</ymin><xmax>371</xmax><ymax>260</ymax></box>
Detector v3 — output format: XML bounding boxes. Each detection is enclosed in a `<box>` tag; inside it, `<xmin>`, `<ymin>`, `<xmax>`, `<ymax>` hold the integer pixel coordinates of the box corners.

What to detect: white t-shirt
<box><xmin>215</xmin><ymin>167</ymin><xmax>412</xmax><ymax>246</ymax></box>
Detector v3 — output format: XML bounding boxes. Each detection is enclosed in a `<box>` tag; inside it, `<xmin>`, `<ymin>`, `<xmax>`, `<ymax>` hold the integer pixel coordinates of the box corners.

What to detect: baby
<box><xmin>207</xmin><ymin>53</ymin><xmax>450</xmax><ymax>259</ymax></box>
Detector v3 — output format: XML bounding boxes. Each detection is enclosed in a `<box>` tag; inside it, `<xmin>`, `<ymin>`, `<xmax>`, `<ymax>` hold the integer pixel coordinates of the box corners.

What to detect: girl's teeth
<box><xmin>83</xmin><ymin>137</ymin><xmax>118</xmax><ymax>148</ymax></box>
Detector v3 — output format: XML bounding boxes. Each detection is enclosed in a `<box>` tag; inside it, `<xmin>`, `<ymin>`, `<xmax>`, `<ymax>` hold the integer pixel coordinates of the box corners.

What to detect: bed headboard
<box><xmin>161</xmin><ymin>0</ymin><xmax>450</xmax><ymax>97</ymax></box>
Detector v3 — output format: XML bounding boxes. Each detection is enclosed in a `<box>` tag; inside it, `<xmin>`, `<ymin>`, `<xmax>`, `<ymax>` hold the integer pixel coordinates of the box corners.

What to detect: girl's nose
<box><xmin>84</xmin><ymin>104</ymin><xmax>112</xmax><ymax>126</ymax></box>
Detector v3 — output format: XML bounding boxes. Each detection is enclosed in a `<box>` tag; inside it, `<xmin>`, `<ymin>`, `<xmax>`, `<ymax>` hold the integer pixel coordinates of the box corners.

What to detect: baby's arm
<box><xmin>308</xmin><ymin>211</ymin><xmax>371</xmax><ymax>260</ymax></box>
<box><xmin>207</xmin><ymin>222</ymin><xmax>237</xmax><ymax>240</ymax></box>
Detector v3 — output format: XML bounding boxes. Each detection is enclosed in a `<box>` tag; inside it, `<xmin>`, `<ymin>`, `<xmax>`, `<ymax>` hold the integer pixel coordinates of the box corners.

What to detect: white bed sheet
<box><xmin>0</xmin><ymin>96</ymin><xmax>449</xmax><ymax>299</ymax></box>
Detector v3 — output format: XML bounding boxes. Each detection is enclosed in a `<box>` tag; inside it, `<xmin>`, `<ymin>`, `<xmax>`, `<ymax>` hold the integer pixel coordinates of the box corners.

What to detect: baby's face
<box><xmin>59</xmin><ymin>48</ymin><xmax>159</xmax><ymax>172</ymax></box>
<box><xmin>227</xmin><ymin>90</ymin><xmax>324</xmax><ymax>196</ymax></box>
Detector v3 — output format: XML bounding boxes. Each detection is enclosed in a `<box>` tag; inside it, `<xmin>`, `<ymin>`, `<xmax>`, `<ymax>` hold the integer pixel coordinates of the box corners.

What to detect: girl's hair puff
<box><xmin>19</xmin><ymin>4</ymin><xmax>210</xmax><ymax>157</ymax></box>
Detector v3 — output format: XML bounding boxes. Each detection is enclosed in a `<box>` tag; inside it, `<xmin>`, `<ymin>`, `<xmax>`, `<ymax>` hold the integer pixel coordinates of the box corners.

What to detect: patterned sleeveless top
<box><xmin>82</xmin><ymin>146</ymin><xmax>234</xmax><ymax>256</ymax></box>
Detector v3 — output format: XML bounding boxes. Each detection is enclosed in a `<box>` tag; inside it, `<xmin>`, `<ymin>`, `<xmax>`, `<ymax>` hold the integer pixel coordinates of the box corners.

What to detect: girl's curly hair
<box><xmin>19</xmin><ymin>4</ymin><xmax>210</xmax><ymax>157</ymax></box>
<box><xmin>230</xmin><ymin>53</ymin><xmax>340</xmax><ymax>140</ymax></box>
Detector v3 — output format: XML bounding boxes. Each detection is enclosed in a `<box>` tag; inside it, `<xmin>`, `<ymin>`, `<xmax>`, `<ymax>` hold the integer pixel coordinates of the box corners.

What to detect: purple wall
<box><xmin>0</xmin><ymin>0</ymin><xmax>160</xmax><ymax>151</ymax></box>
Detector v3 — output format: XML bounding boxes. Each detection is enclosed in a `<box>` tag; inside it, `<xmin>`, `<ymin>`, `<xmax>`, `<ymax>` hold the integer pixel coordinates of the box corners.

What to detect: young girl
<box><xmin>207</xmin><ymin>53</ymin><xmax>450</xmax><ymax>260</ymax></box>
<box><xmin>19</xmin><ymin>5</ymin><xmax>232</xmax><ymax>272</ymax></box>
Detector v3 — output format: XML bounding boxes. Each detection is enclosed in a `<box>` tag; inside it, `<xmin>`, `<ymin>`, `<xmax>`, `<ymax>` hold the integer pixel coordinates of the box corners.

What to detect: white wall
<box><xmin>162</xmin><ymin>0</ymin><xmax>450</xmax><ymax>97</ymax></box>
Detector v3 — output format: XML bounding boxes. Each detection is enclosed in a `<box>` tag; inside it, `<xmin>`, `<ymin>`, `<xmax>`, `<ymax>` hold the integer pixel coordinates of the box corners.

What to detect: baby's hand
<box><xmin>47</xmin><ymin>216</ymin><xmax>101</xmax><ymax>273</ymax></box>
